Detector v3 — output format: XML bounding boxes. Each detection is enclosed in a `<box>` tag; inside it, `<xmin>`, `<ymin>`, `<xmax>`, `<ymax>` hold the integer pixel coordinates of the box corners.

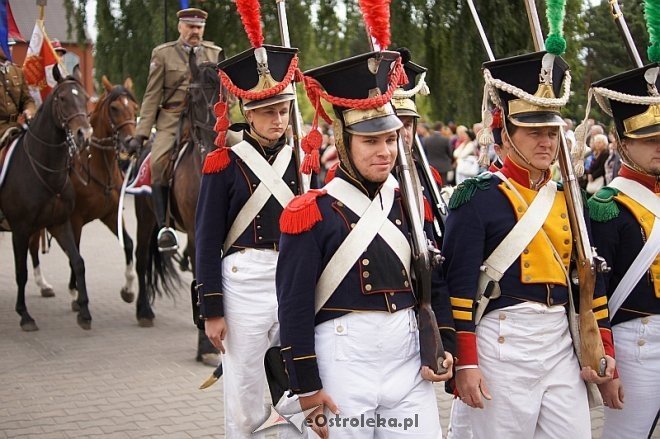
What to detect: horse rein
<box><xmin>187</xmin><ymin>82</ymin><xmax>218</xmax><ymax>154</ymax></box>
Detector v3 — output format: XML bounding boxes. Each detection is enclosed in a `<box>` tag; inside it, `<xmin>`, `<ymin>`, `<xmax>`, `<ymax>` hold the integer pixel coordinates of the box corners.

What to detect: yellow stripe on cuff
<box><xmin>452</xmin><ymin>310</ymin><xmax>472</xmax><ymax>321</ymax></box>
<box><xmin>451</xmin><ymin>297</ymin><xmax>474</xmax><ymax>308</ymax></box>
<box><xmin>592</xmin><ymin>296</ymin><xmax>608</xmax><ymax>309</ymax></box>
<box><xmin>594</xmin><ymin>308</ymin><xmax>609</xmax><ymax>321</ymax></box>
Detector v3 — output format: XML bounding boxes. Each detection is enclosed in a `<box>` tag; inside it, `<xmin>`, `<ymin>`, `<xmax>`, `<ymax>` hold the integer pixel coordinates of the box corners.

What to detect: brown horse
<box><xmin>28</xmin><ymin>77</ymin><xmax>140</xmax><ymax>311</ymax></box>
<box><xmin>0</xmin><ymin>66</ymin><xmax>93</xmax><ymax>331</ymax></box>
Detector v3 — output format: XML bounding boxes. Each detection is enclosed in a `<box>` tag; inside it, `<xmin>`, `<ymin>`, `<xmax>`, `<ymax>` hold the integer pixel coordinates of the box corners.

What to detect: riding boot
<box><xmin>151</xmin><ymin>183</ymin><xmax>179</xmax><ymax>253</ymax></box>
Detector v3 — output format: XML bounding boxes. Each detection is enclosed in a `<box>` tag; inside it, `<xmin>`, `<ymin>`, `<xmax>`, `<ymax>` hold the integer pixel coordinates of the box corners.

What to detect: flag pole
<box><xmin>36</xmin><ymin>0</ymin><xmax>46</xmax><ymax>21</ymax></box>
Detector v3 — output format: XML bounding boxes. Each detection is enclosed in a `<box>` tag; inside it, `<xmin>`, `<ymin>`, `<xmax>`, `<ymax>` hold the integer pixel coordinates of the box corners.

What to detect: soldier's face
<box><xmin>505</xmin><ymin>125</ymin><xmax>559</xmax><ymax>172</ymax></box>
<box><xmin>349</xmin><ymin>130</ymin><xmax>398</xmax><ymax>183</ymax></box>
<box><xmin>178</xmin><ymin>22</ymin><xmax>205</xmax><ymax>46</ymax></box>
<box><xmin>398</xmin><ymin>116</ymin><xmax>415</xmax><ymax>150</ymax></box>
<box><xmin>621</xmin><ymin>135</ymin><xmax>660</xmax><ymax>175</ymax></box>
<box><xmin>245</xmin><ymin>101</ymin><xmax>291</xmax><ymax>142</ymax></box>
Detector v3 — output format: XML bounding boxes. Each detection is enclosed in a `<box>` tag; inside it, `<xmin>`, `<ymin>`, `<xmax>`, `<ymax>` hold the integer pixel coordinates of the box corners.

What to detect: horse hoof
<box><xmin>137</xmin><ymin>318</ymin><xmax>154</xmax><ymax>328</ymax></box>
<box><xmin>68</xmin><ymin>288</ymin><xmax>78</xmax><ymax>298</ymax></box>
<box><xmin>198</xmin><ymin>353</ymin><xmax>219</xmax><ymax>367</ymax></box>
<box><xmin>20</xmin><ymin>320</ymin><xmax>39</xmax><ymax>332</ymax></box>
<box><xmin>40</xmin><ymin>288</ymin><xmax>55</xmax><ymax>298</ymax></box>
<box><xmin>77</xmin><ymin>315</ymin><xmax>92</xmax><ymax>330</ymax></box>
<box><xmin>71</xmin><ymin>300</ymin><xmax>80</xmax><ymax>312</ymax></box>
<box><xmin>120</xmin><ymin>287</ymin><xmax>135</xmax><ymax>304</ymax></box>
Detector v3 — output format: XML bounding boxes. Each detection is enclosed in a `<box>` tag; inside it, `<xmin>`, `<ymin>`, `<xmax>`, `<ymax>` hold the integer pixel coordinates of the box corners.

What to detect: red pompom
<box><xmin>279</xmin><ymin>189</ymin><xmax>327</xmax><ymax>234</ymax></box>
<box><xmin>302</xmin><ymin>129</ymin><xmax>322</xmax><ymax>153</ymax></box>
<box><xmin>300</xmin><ymin>128</ymin><xmax>322</xmax><ymax>175</ymax></box>
<box><xmin>235</xmin><ymin>0</ymin><xmax>264</xmax><ymax>48</ymax></box>
<box><xmin>202</xmin><ymin>147</ymin><xmax>231</xmax><ymax>174</ymax></box>
<box><xmin>301</xmin><ymin>149</ymin><xmax>320</xmax><ymax>175</ymax></box>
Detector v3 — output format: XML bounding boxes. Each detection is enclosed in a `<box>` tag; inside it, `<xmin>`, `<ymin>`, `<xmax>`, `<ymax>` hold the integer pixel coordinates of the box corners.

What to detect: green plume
<box><xmin>645</xmin><ymin>0</ymin><xmax>660</xmax><ymax>62</ymax></box>
<box><xmin>545</xmin><ymin>0</ymin><xmax>566</xmax><ymax>55</ymax></box>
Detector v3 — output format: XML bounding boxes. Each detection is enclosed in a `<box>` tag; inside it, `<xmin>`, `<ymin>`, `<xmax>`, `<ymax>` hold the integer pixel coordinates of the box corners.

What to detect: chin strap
<box><xmin>503</xmin><ymin>122</ymin><xmax>559</xmax><ymax>183</ymax></box>
<box><xmin>248</xmin><ymin>121</ymin><xmax>280</xmax><ymax>147</ymax></box>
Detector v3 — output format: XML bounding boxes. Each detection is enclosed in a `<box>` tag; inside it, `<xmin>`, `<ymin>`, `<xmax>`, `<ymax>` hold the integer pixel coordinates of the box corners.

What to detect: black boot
<box><xmin>151</xmin><ymin>183</ymin><xmax>178</xmax><ymax>253</ymax></box>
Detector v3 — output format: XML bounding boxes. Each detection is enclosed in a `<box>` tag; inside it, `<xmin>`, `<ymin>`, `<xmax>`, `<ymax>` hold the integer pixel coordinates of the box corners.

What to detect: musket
<box><xmin>362</xmin><ymin>13</ymin><xmax>447</xmax><ymax>375</ymax></box>
<box><xmin>609</xmin><ymin>0</ymin><xmax>644</xmax><ymax>68</ymax></box>
<box><xmin>414</xmin><ymin>134</ymin><xmax>448</xmax><ymax>236</ymax></box>
<box><xmin>522</xmin><ymin>0</ymin><xmax>607</xmax><ymax>376</ymax></box>
<box><xmin>275</xmin><ymin>0</ymin><xmax>310</xmax><ymax>193</ymax></box>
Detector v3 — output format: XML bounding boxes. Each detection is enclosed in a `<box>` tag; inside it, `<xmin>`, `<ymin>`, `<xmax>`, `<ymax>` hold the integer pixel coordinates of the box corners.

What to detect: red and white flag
<box><xmin>23</xmin><ymin>20</ymin><xmax>62</xmax><ymax>103</ymax></box>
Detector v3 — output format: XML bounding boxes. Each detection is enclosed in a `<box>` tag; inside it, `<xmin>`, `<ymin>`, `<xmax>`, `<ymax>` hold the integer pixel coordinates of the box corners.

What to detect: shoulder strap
<box><xmin>608</xmin><ymin>177</ymin><xmax>660</xmax><ymax>218</ymax></box>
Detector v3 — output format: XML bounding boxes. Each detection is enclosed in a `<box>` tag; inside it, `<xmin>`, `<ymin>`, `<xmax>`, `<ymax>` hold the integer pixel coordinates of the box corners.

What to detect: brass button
<box><xmin>549</xmin><ymin>297</ymin><xmax>554</xmax><ymax>305</ymax></box>
<box><xmin>337</xmin><ymin>201</ymin><xmax>344</xmax><ymax>207</ymax></box>
<box><xmin>498</xmin><ymin>336</ymin><xmax>505</xmax><ymax>344</ymax></box>
<box><xmin>640</xmin><ymin>217</ymin><xmax>645</xmax><ymax>223</ymax></box>
<box><xmin>290</xmin><ymin>180</ymin><xmax>295</xmax><ymax>185</ymax></box>
<box><xmin>256</xmin><ymin>215</ymin><xmax>261</xmax><ymax>219</ymax></box>
<box><xmin>401</xmin><ymin>269</ymin><xmax>406</xmax><ymax>276</ymax></box>
<box><xmin>231</xmin><ymin>267</ymin><xmax>238</xmax><ymax>273</ymax></box>
<box><xmin>638</xmin><ymin>339</ymin><xmax>646</xmax><ymax>346</ymax></box>
<box><xmin>252</xmin><ymin>183</ymin><xmax>257</xmax><ymax>188</ymax></box>
<box><xmin>549</xmin><ymin>284</ymin><xmax>555</xmax><ymax>289</ymax></box>
<box><xmin>365</xmin><ymin>284</ymin><xmax>372</xmax><ymax>292</ymax></box>
<box><xmin>389</xmin><ymin>292</ymin><xmax>394</xmax><ymax>296</ymax></box>
<box><xmin>350</xmin><ymin>223</ymin><xmax>356</xmax><ymax>229</ymax></box>
<box><xmin>524</xmin><ymin>275</ymin><xmax>531</xmax><ymax>282</ymax></box>
<box><xmin>524</xmin><ymin>262</ymin><xmax>530</xmax><ymax>268</ymax></box>
<box><xmin>564</xmin><ymin>239</ymin><xmax>570</xmax><ymax>245</ymax></box>
<box><xmin>391</xmin><ymin>303</ymin><xmax>397</xmax><ymax>311</ymax></box>
<box><xmin>517</xmin><ymin>206</ymin><xmax>524</xmax><ymax>213</ymax></box>
<box><xmin>336</xmin><ymin>325</ymin><xmax>344</xmax><ymax>333</ymax></box>
<box><xmin>257</xmin><ymin>225</ymin><xmax>262</xmax><ymax>229</ymax></box>
<box><xmin>560</xmin><ymin>213</ymin><xmax>567</xmax><ymax>219</ymax></box>
<box><xmin>641</xmin><ymin>317</ymin><xmax>649</xmax><ymax>324</ymax></box>
<box><xmin>404</xmin><ymin>281</ymin><xmax>409</xmax><ymax>287</ymax></box>
<box><xmin>258</xmin><ymin>236</ymin><xmax>263</xmax><ymax>240</ymax></box>
<box><xmin>562</xmin><ymin>253</ymin><xmax>569</xmax><ymax>259</ymax></box>
<box><xmin>395</xmin><ymin>219</ymin><xmax>402</xmax><ymax>225</ymax></box>
<box><xmin>240</xmin><ymin>249</ymin><xmax>246</xmax><ymax>254</ymax></box>
<box><xmin>362</xmin><ymin>271</ymin><xmax>370</xmax><ymax>278</ymax></box>
<box><xmin>499</xmin><ymin>313</ymin><xmax>506</xmax><ymax>320</ymax></box>
<box><xmin>562</xmin><ymin>225</ymin><xmax>569</xmax><ymax>231</ymax></box>
<box><xmin>362</xmin><ymin>259</ymin><xmax>370</xmax><ymax>266</ymax></box>
<box><xmin>523</xmin><ymin>248</ymin><xmax>529</xmax><ymax>255</ymax></box>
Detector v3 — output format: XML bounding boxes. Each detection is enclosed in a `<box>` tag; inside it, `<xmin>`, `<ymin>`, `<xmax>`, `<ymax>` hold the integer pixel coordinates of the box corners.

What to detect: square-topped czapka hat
<box><xmin>218</xmin><ymin>44</ymin><xmax>298</xmax><ymax>111</ymax></box>
<box><xmin>392</xmin><ymin>48</ymin><xmax>429</xmax><ymax>119</ymax></box>
<box><xmin>304</xmin><ymin>50</ymin><xmax>404</xmax><ymax>135</ymax></box>
<box><xmin>483</xmin><ymin>51</ymin><xmax>570</xmax><ymax>127</ymax></box>
<box><xmin>592</xmin><ymin>64</ymin><xmax>660</xmax><ymax>139</ymax></box>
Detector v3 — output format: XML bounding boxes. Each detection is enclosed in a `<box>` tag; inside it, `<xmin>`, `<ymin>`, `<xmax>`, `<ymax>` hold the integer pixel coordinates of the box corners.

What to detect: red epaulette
<box><xmin>324</xmin><ymin>162</ymin><xmax>339</xmax><ymax>184</ymax></box>
<box><xmin>430</xmin><ymin>165</ymin><xmax>443</xmax><ymax>186</ymax></box>
<box><xmin>424</xmin><ymin>197</ymin><xmax>434</xmax><ymax>223</ymax></box>
<box><xmin>202</xmin><ymin>147</ymin><xmax>231</xmax><ymax>174</ymax></box>
<box><xmin>279</xmin><ymin>189</ymin><xmax>327</xmax><ymax>234</ymax></box>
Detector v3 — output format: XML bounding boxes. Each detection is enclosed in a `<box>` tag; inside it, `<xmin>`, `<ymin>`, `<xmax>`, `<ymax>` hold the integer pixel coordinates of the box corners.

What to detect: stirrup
<box><xmin>157</xmin><ymin>227</ymin><xmax>179</xmax><ymax>253</ymax></box>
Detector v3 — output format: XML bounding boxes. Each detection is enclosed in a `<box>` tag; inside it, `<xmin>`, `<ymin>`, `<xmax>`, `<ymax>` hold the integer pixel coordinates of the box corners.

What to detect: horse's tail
<box><xmin>146</xmin><ymin>226</ymin><xmax>181</xmax><ymax>301</ymax></box>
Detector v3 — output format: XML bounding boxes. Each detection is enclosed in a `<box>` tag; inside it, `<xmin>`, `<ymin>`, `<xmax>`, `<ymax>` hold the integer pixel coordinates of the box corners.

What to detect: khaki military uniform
<box><xmin>0</xmin><ymin>60</ymin><xmax>36</xmax><ymax>140</ymax></box>
<box><xmin>136</xmin><ymin>39</ymin><xmax>222</xmax><ymax>184</ymax></box>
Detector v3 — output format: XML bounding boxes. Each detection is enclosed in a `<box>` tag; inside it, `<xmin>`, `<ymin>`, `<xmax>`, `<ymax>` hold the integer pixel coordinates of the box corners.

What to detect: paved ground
<box><xmin>0</xmin><ymin>201</ymin><xmax>656</xmax><ymax>438</ymax></box>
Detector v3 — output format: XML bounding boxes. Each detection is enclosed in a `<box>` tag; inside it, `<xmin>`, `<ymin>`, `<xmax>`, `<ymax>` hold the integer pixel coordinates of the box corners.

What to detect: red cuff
<box><xmin>599</xmin><ymin>328</ymin><xmax>618</xmax><ymax>379</ymax></box>
<box><xmin>456</xmin><ymin>332</ymin><xmax>478</xmax><ymax>366</ymax></box>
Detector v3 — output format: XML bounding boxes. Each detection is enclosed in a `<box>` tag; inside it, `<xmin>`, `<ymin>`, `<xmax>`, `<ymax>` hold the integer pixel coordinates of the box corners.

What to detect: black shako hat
<box><xmin>392</xmin><ymin>48</ymin><xmax>428</xmax><ymax>119</ymax></box>
<box><xmin>592</xmin><ymin>63</ymin><xmax>660</xmax><ymax>139</ymax></box>
<box><xmin>218</xmin><ymin>44</ymin><xmax>298</xmax><ymax>111</ymax></box>
<box><xmin>304</xmin><ymin>50</ymin><xmax>403</xmax><ymax>135</ymax></box>
<box><xmin>483</xmin><ymin>51</ymin><xmax>569</xmax><ymax>127</ymax></box>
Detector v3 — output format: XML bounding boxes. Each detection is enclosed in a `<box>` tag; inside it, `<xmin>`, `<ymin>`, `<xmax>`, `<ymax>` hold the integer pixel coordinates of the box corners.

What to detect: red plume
<box><xmin>358</xmin><ymin>0</ymin><xmax>392</xmax><ymax>50</ymax></box>
<box><xmin>235</xmin><ymin>0</ymin><xmax>264</xmax><ymax>48</ymax></box>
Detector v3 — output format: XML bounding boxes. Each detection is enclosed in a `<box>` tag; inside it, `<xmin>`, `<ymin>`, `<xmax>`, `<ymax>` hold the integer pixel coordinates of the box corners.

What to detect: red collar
<box><xmin>499</xmin><ymin>156</ymin><xmax>550</xmax><ymax>189</ymax></box>
<box><xmin>619</xmin><ymin>165</ymin><xmax>660</xmax><ymax>193</ymax></box>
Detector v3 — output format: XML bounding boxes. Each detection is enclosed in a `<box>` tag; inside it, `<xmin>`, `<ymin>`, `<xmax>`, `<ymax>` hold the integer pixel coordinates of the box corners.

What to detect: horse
<box><xmin>0</xmin><ymin>66</ymin><xmax>93</xmax><ymax>331</ymax></box>
<box><xmin>130</xmin><ymin>60</ymin><xmax>219</xmax><ymax>362</ymax></box>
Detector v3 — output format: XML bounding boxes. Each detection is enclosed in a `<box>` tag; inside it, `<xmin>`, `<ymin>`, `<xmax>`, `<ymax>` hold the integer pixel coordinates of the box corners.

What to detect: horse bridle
<box><xmin>187</xmin><ymin>81</ymin><xmax>218</xmax><ymax>155</ymax></box>
<box><xmin>23</xmin><ymin>78</ymin><xmax>90</xmax><ymax>196</ymax></box>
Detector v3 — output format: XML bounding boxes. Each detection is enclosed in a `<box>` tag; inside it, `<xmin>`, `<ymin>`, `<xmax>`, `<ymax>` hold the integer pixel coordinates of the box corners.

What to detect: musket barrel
<box><xmin>524</xmin><ymin>0</ymin><xmax>546</xmax><ymax>51</ymax></box>
<box><xmin>609</xmin><ymin>0</ymin><xmax>644</xmax><ymax>68</ymax></box>
<box><xmin>467</xmin><ymin>0</ymin><xmax>495</xmax><ymax>61</ymax></box>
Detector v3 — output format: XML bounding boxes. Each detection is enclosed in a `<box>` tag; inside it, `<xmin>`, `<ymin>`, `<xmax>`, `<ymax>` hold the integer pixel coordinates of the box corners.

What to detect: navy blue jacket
<box><xmin>277</xmin><ymin>167</ymin><xmax>455</xmax><ymax>394</ymax></box>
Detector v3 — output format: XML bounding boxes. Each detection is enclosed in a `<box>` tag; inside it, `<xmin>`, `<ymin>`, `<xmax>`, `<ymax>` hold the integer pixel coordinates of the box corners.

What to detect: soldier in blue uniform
<box><xmin>277</xmin><ymin>50</ymin><xmax>455</xmax><ymax>438</ymax></box>
<box><xmin>442</xmin><ymin>51</ymin><xmax>616</xmax><ymax>438</ymax></box>
<box><xmin>195</xmin><ymin>43</ymin><xmax>311</xmax><ymax>438</ymax></box>
<box><xmin>586</xmin><ymin>65</ymin><xmax>660</xmax><ymax>439</ymax></box>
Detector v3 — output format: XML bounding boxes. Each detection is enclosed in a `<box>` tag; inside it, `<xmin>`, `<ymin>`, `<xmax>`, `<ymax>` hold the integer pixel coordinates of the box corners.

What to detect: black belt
<box><xmin>0</xmin><ymin>114</ymin><xmax>18</xmax><ymax>122</ymax></box>
<box><xmin>160</xmin><ymin>102</ymin><xmax>183</xmax><ymax>110</ymax></box>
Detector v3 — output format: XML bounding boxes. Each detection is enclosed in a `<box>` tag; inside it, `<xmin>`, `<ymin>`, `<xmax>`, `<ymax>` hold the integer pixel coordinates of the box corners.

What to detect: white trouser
<box><xmin>468</xmin><ymin>302</ymin><xmax>590</xmax><ymax>439</ymax></box>
<box><xmin>221</xmin><ymin>248</ymin><xmax>281</xmax><ymax>439</ymax></box>
<box><xmin>447</xmin><ymin>398</ymin><xmax>473</xmax><ymax>439</ymax></box>
<box><xmin>310</xmin><ymin>308</ymin><xmax>441</xmax><ymax>438</ymax></box>
<box><xmin>602</xmin><ymin>315</ymin><xmax>660</xmax><ymax>439</ymax></box>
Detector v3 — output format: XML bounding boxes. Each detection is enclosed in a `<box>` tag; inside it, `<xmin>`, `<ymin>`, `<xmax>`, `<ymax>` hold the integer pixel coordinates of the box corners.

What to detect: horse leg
<box><xmin>29</xmin><ymin>231</ymin><xmax>55</xmax><ymax>298</ymax></box>
<box><xmin>48</xmin><ymin>221</ymin><xmax>92</xmax><ymax>330</ymax></box>
<box><xmin>67</xmin><ymin>218</ymin><xmax>84</xmax><ymax>312</ymax></box>
<box><xmin>100</xmin><ymin>213</ymin><xmax>136</xmax><ymax>303</ymax></box>
<box><xmin>13</xmin><ymin>230</ymin><xmax>38</xmax><ymax>331</ymax></box>
<box><xmin>134</xmin><ymin>198</ymin><xmax>155</xmax><ymax>327</ymax></box>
